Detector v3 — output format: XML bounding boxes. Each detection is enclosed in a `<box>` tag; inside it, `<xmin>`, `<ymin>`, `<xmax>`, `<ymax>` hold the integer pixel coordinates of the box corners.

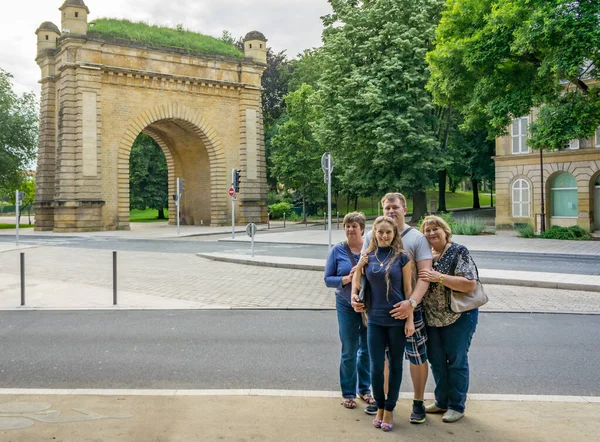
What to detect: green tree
<box><xmin>427</xmin><ymin>0</ymin><xmax>600</xmax><ymax>147</ymax></box>
<box><xmin>318</xmin><ymin>0</ymin><xmax>445</xmax><ymax>221</ymax></box>
<box><xmin>129</xmin><ymin>133</ymin><xmax>169</xmax><ymax>219</ymax></box>
<box><xmin>270</xmin><ymin>84</ymin><xmax>324</xmax><ymax>222</ymax></box>
<box><xmin>288</xmin><ymin>48</ymin><xmax>324</xmax><ymax>92</ymax></box>
<box><xmin>0</xmin><ymin>69</ymin><xmax>38</xmax><ymax>191</ymax></box>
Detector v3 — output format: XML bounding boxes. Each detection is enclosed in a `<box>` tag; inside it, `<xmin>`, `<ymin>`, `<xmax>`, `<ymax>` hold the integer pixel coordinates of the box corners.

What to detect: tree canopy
<box><xmin>317</xmin><ymin>0</ymin><xmax>445</xmax><ymax>219</ymax></box>
<box><xmin>427</xmin><ymin>0</ymin><xmax>600</xmax><ymax>149</ymax></box>
<box><xmin>0</xmin><ymin>69</ymin><xmax>38</xmax><ymax>192</ymax></box>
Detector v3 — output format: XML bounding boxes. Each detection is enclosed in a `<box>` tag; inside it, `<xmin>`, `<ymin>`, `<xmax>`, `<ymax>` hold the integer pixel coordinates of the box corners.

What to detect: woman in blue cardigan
<box><xmin>324</xmin><ymin>212</ymin><xmax>375</xmax><ymax>410</ymax></box>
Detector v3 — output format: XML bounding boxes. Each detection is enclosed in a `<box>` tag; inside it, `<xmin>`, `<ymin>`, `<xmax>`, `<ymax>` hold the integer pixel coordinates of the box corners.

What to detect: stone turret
<box><xmin>243</xmin><ymin>31</ymin><xmax>267</xmax><ymax>64</ymax></box>
<box><xmin>35</xmin><ymin>22</ymin><xmax>61</xmax><ymax>56</ymax></box>
<box><xmin>59</xmin><ymin>0</ymin><xmax>89</xmax><ymax>36</ymax></box>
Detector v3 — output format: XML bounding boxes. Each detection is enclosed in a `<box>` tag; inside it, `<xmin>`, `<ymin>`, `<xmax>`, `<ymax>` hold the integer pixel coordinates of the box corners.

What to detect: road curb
<box><xmin>197</xmin><ymin>252</ymin><xmax>600</xmax><ymax>293</ymax></box>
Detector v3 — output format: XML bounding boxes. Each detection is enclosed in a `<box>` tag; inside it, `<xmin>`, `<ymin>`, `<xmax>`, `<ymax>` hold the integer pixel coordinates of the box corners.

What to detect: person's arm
<box><xmin>418</xmin><ymin>269</ymin><xmax>477</xmax><ymax>292</ymax></box>
<box><xmin>390</xmin><ymin>258</ymin><xmax>432</xmax><ymax>319</ymax></box>
<box><xmin>351</xmin><ymin>253</ymin><xmax>369</xmax><ymax>312</ymax></box>
<box><xmin>405</xmin><ymin>310</ymin><xmax>415</xmax><ymax>337</ymax></box>
<box><xmin>324</xmin><ymin>246</ymin><xmax>343</xmax><ymax>288</ymax></box>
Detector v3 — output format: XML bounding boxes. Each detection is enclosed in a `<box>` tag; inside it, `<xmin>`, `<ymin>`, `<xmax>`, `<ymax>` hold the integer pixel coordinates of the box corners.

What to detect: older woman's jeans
<box><xmin>367</xmin><ymin>322</ymin><xmax>407</xmax><ymax>411</ymax></box>
<box><xmin>426</xmin><ymin>309</ymin><xmax>478</xmax><ymax>413</ymax></box>
<box><xmin>336</xmin><ymin>297</ymin><xmax>371</xmax><ymax>398</ymax></box>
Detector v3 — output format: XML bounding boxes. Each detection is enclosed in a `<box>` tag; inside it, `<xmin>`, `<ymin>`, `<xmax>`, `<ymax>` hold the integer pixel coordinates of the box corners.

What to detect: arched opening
<box><xmin>593</xmin><ymin>173</ymin><xmax>600</xmax><ymax>231</ymax></box>
<box><xmin>550</xmin><ymin>172</ymin><xmax>578</xmax><ymax>228</ymax></box>
<box><xmin>129</xmin><ymin>133</ymin><xmax>169</xmax><ymax>222</ymax></box>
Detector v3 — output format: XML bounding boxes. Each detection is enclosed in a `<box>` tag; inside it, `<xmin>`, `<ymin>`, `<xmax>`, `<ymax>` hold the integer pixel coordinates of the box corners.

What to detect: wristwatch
<box><xmin>408</xmin><ymin>299</ymin><xmax>417</xmax><ymax>309</ymax></box>
<box><xmin>438</xmin><ymin>274</ymin><xmax>445</xmax><ymax>284</ymax></box>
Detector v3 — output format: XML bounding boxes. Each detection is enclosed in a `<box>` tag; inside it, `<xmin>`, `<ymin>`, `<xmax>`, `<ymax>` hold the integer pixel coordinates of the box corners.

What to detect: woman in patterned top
<box><xmin>417</xmin><ymin>215</ymin><xmax>480</xmax><ymax>423</ymax></box>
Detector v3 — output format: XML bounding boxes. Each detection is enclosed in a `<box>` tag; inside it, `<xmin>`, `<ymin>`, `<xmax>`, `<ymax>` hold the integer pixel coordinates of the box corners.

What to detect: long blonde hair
<box><xmin>366</xmin><ymin>216</ymin><xmax>406</xmax><ymax>301</ymax></box>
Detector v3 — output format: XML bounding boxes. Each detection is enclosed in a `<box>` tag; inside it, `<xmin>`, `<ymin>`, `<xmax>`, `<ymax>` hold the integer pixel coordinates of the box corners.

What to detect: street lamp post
<box><xmin>539</xmin><ymin>148</ymin><xmax>546</xmax><ymax>233</ymax></box>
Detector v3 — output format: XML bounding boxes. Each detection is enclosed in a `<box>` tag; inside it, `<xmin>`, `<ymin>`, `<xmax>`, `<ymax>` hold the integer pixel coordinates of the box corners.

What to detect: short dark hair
<box><xmin>343</xmin><ymin>211</ymin><xmax>366</xmax><ymax>233</ymax></box>
<box><xmin>380</xmin><ymin>192</ymin><xmax>407</xmax><ymax>209</ymax></box>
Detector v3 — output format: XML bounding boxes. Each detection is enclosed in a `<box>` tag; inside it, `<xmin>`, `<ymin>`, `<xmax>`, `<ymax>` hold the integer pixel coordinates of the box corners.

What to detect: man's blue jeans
<box><xmin>336</xmin><ymin>297</ymin><xmax>371</xmax><ymax>398</ymax></box>
<box><xmin>367</xmin><ymin>322</ymin><xmax>407</xmax><ymax>411</ymax></box>
<box><xmin>426</xmin><ymin>309</ymin><xmax>478</xmax><ymax>413</ymax></box>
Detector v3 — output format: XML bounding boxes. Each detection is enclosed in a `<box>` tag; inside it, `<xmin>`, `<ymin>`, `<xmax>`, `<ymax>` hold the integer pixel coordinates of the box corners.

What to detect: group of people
<box><xmin>324</xmin><ymin>192</ymin><xmax>480</xmax><ymax>432</ymax></box>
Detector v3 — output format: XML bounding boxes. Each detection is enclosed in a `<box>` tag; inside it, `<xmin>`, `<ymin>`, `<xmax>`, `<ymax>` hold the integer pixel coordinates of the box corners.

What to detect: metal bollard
<box><xmin>283</xmin><ymin>212</ymin><xmax>286</xmax><ymax>228</ymax></box>
<box><xmin>267</xmin><ymin>212</ymin><xmax>270</xmax><ymax>229</ymax></box>
<box><xmin>324</xmin><ymin>212</ymin><xmax>327</xmax><ymax>230</ymax></box>
<box><xmin>113</xmin><ymin>251</ymin><xmax>117</xmax><ymax>305</ymax></box>
<box><xmin>20</xmin><ymin>252</ymin><xmax>25</xmax><ymax>306</ymax></box>
<box><xmin>337</xmin><ymin>211</ymin><xmax>340</xmax><ymax>230</ymax></box>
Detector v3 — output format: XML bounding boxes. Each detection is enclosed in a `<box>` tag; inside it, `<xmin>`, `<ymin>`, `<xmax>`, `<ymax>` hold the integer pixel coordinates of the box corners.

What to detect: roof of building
<box><xmin>36</xmin><ymin>21</ymin><xmax>61</xmax><ymax>34</ymax></box>
<box><xmin>59</xmin><ymin>0</ymin><xmax>90</xmax><ymax>13</ymax></box>
<box><xmin>244</xmin><ymin>31</ymin><xmax>267</xmax><ymax>42</ymax></box>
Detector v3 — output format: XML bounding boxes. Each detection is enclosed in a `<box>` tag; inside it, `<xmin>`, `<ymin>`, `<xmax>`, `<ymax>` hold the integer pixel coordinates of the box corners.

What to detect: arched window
<box><xmin>512</xmin><ymin>179</ymin><xmax>530</xmax><ymax>217</ymax></box>
<box><xmin>551</xmin><ymin>173</ymin><xmax>578</xmax><ymax>217</ymax></box>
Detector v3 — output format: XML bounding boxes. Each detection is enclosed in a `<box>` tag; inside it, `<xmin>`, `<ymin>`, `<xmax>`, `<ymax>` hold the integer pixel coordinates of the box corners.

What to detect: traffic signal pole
<box><xmin>15</xmin><ymin>190</ymin><xmax>19</xmax><ymax>246</ymax></box>
<box><xmin>176</xmin><ymin>177</ymin><xmax>180</xmax><ymax>236</ymax></box>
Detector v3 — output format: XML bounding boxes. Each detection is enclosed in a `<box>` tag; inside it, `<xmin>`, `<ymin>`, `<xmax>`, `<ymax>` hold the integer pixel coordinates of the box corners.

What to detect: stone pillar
<box><xmin>34</xmin><ymin>74</ymin><xmax>58</xmax><ymax>230</ymax></box>
<box><xmin>238</xmin><ymin>85</ymin><xmax>268</xmax><ymax>223</ymax></box>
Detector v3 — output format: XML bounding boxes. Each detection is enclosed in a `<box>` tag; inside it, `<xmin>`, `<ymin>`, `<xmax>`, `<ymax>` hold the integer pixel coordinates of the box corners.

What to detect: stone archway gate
<box><xmin>34</xmin><ymin>1</ymin><xmax>268</xmax><ymax>232</ymax></box>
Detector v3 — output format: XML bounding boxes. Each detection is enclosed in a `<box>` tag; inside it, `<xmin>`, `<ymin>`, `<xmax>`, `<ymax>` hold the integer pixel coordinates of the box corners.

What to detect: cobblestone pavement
<box><xmin>1</xmin><ymin>246</ymin><xmax>600</xmax><ymax>313</ymax></box>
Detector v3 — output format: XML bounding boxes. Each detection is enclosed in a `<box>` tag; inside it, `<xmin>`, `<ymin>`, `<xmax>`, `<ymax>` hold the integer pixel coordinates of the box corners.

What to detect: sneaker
<box><xmin>442</xmin><ymin>409</ymin><xmax>464</xmax><ymax>423</ymax></box>
<box><xmin>364</xmin><ymin>404</ymin><xmax>378</xmax><ymax>415</ymax></box>
<box><xmin>410</xmin><ymin>400</ymin><xmax>426</xmax><ymax>424</ymax></box>
<box><xmin>425</xmin><ymin>403</ymin><xmax>448</xmax><ymax>414</ymax></box>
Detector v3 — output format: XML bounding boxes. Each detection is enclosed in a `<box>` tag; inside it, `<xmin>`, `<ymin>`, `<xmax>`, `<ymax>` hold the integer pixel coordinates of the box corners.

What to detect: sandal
<box><xmin>358</xmin><ymin>393</ymin><xmax>375</xmax><ymax>405</ymax></box>
<box><xmin>342</xmin><ymin>398</ymin><xmax>357</xmax><ymax>409</ymax></box>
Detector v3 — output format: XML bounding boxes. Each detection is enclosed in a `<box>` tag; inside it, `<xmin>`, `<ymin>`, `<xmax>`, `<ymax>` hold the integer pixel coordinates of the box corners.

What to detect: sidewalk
<box><xmin>0</xmin><ymin>391</ymin><xmax>597</xmax><ymax>441</ymax></box>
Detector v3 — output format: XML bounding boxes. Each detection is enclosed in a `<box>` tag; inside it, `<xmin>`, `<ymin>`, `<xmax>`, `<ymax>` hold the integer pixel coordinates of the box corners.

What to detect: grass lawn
<box><xmin>88</xmin><ymin>19</ymin><xmax>243</xmax><ymax>58</ymax></box>
<box><xmin>130</xmin><ymin>208</ymin><xmax>169</xmax><ymax>222</ymax></box>
<box><xmin>0</xmin><ymin>224</ymin><xmax>34</xmax><ymax>229</ymax></box>
<box><xmin>334</xmin><ymin>191</ymin><xmax>494</xmax><ymax>216</ymax></box>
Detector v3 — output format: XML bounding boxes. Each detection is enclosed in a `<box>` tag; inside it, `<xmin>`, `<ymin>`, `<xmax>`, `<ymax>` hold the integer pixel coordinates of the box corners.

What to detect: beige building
<box><xmin>495</xmin><ymin>114</ymin><xmax>600</xmax><ymax>234</ymax></box>
<box><xmin>34</xmin><ymin>0</ymin><xmax>269</xmax><ymax>232</ymax></box>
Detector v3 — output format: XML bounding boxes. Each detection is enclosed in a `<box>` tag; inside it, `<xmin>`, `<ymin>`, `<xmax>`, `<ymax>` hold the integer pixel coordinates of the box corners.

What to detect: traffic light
<box><xmin>232</xmin><ymin>169</ymin><xmax>241</xmax><ymax>192</ymax></box>
<box><xmin>178</xmin><ymin>178</ymin><xmax>185</xmax><ymax>195</ymax></box>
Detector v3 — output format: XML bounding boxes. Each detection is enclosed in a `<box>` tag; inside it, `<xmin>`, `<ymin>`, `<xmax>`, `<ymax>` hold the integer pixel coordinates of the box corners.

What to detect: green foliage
<box><xmin>288</xmin><ymin>49</ymin><xmax>324</xmax><ymax>92</ymax></box>
<box><xmin>0</xmin><ymin>223</ymin><xmax>34</xmax><ymax>230</ymax></box>
<box><xmin>129</xmin><ymin>134</ymin><xmax>168</xmax><ymax>215</ymax></box>
<box><xmin>88</xmin><ymin>19</ymin><xmax>243</xmax><ymax>58</ymax></box>
<box><xmin>270</xmin><ymin>84</ymin><xmax>324</xmax><ymax>221</ymax></box>
<box><xmin>515</xmin><ymin>223</ymin><xmax>535</xmax><ymax>238</ymax></box>
<box><xmin>318</xmin><ymin>0</ymin><xmax>445</xmax><ymax>220</ymax></box>
<box><xmin>268</xmin><ymin>202</ymin><xmax>292</xmax><ymax>219</ymax></box>
<box><xmin>539</xmin><ymin>225</ymin><xmax>591</xmax><ymax>240</ymax></box>
<box><xmin>451</xmin><ymin>216</ymin><xmax>486</xmax><ymax>235</ymax></box>
<box><xmin>0</xmin><ymin>69</ymin><xmax>38</xmax><ymax>191</ymax></box>
<box><xmin>417</xmin><ymin>211</ymin><xmax>456</xmax><ymax>229</ymax></box>
<box><xmin>427</xmin><ymin>0</ymin><xmax>600</xmax><ymax>147</ymax></box>
<box><xmin>130</xmin><ymin>208</ymin><xmax>169</xmax><ymax>222</ymax></box>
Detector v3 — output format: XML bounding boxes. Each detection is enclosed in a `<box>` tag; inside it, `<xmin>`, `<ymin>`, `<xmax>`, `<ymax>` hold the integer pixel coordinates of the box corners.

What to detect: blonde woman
<box><xmin>351</xmin><ymin>216</ymin><xmax>414</xmax><ymax>432</ymax></box>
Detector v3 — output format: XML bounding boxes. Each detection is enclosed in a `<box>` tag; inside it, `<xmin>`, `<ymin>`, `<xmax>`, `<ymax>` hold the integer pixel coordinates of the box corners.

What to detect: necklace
<box><xmin>372</xmin><ymin>248</ymin><xmax>393</xmax><ymax>273</ymax></box>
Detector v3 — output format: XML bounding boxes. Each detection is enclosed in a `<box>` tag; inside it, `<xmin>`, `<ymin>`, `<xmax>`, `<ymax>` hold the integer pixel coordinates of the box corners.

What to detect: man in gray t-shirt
<box><xmin>355</xmin><ymin>193</ymin><xmax>432</xmax><ymax>424</ymax></box>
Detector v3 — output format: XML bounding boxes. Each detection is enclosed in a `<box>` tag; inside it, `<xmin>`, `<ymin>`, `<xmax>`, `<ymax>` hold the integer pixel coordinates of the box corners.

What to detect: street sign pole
<box><xmin>176</xmin><ymin>178</ymin><xmax>180</xmax><ymax>236</ymax></box>
<box><xmin>15</xmin><ymin>190</ymin><xmax>19</xmax><ymax>246</ymax></box>
<box><xmin>246</xmin><ymin>223</ymin><xmax>256</xmax><ymax>257</ymax></box>
<box><xmin>327</xmin><ymin>154</ymin><xmax>332</xmax><ymax>250</ymax></box>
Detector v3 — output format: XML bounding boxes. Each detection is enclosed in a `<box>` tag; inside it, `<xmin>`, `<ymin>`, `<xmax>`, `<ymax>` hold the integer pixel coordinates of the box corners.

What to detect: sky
<box><xmin>0</xmin><ymin>0</ymin><xmax>332</xmax><ymax>96</ymax></box>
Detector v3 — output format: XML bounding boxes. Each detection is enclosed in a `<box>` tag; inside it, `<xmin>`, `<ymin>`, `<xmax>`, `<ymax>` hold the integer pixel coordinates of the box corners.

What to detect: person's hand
<box><xmin>349</xmin><ymin>266</ymin><xmax>357</xmax><ymax>277</ymax></box>
<box><xmin>405</xmin><ymin>321</ymin><xmax>415</xmax><ymax>337</ymax></box>
<box><xmin>419</xmin><ymin>268</ymin><xmax>442</xmax><ymax>283</ymax></box>
<box><xmin>351</xmin><ymin>294</ymin><xmax>365</xmax><ymax>312</ymax></box>
<box><xmin>358</xmin><ymin>253</ymin><xmax>369</xmax><ymax>267</ymax></box>
<box><xmin>390</xmin><ymin>300</ymin><xmax>413</xmax><ymax>319</ymax></box>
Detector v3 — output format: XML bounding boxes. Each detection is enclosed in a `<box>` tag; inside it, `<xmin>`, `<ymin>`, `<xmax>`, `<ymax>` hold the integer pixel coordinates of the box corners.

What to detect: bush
<box><xmin>268</xmin><ymin>202</ymin><xmax>292</xmax><ymax>219</ymax></box>
<box><xmin>417</xmin><ymin>212</ymin><xmax>456</xmax><ymax>229</ymax></box>
<box><xmin>515</xmin><ymin>223</ymin><xmax>535</xmax><ymax>238</ymax></box>
<box><xmin>451</xmin><ymin>216</ymin><xmax>487</xmax><ymax>235</ymax></box>
<box><xmin>539</xmin><ymin>225</ymin><xmax>591</xmax><ymax>240</ymax></box>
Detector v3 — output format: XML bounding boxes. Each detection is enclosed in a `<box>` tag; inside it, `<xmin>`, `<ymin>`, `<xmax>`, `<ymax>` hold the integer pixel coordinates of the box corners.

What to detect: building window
<box><xmin>512</xmin><ymin>179</ymin><xmax>530</xmax><ymax>218</ymax></box>
<box><xmin>249</xmin><ymin>43</ymin><xmax>252</xmax><ymax>49</ymax></box>
<box><xmin>75</xmin><ymin>12</ymin><xmax>79</xmax><ymax>18</ymax></box>
<box><xmin>595</xmin><ymin>127</ymin><xmax>600</xmax><ymax>148</ymax></box>
<box><xmin>551</xmin><ymin>172</ymin><xmax>578</xmax><ymax>217</ymax></box>
<box><xmin>565</xmin><ymin>139</ymin><xmax>580</xmax><ymax>150</ymax></box>
<box><xmin>45</xmin><ymin>35</ymin><xmax>49</xmax><ymax>40</ymax></box>
<box><xmin>511</xmin><ymin>117</ymin><xmax>529</xmax><ymax>154</ymax></box>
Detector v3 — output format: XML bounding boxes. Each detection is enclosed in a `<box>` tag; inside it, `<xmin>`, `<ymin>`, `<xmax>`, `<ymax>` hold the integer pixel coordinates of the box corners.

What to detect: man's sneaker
<box><xmin>442</xmin><ymin>409</ymin><xmax>464</xmax><ymax>423</ymax></box>
<box><xmin>410</xmin><ymin>400</ymin><xmax>426</xmax><ymax>424</ymax></box>
<box><xmin>425</xmin><ymin>403</ymin><xmax>448</xmax><ymax>414</ymax></box>
<box><xmin>364</xmin><ymin>404</ymin><xmax>378</xmax><ymax>415</ymax></box>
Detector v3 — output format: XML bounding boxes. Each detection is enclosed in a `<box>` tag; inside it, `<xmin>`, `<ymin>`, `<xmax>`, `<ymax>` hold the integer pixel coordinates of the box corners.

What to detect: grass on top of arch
<box><xmin>88</xmin><ymin>19</ymin><xmax>244</xmax><ymax>58</ymax></box>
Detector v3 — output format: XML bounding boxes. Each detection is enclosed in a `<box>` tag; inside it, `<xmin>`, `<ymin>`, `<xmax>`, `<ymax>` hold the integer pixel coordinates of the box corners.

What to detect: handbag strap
<box><xmin>448</xmin><ymin>245</ymin><xmax>480</xmax><ymax>281</ymax></box>
<box><xmin>400</xmin><ymin>226</ymin><xmax>412</xmax><ymax>238</ymax></box>
<box><xmin>343</xmin><ymin>241</ymin><xmax>358</xmax><ymax>267</ymax></box>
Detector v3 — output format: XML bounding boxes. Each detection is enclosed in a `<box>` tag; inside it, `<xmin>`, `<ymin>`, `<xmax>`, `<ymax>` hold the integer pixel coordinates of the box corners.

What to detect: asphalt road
<box><xmin>0</xmin><ymin>311</ymin><xmax>597</xmax><ymax>396</ymax></box>
<box><xmin>2</xmin><ymin>234</ymin><xmax>599</xmax><ymax>275</ymax></box>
